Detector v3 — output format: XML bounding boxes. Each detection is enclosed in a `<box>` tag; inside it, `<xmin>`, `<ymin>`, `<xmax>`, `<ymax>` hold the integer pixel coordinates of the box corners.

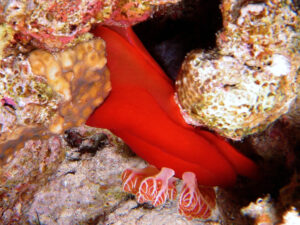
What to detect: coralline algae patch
<box><xmin>0</xmin><ymin>38</ymin><xmax>111</xmax><ymax>163</ymax></box>
<box><xmin>0</xmin><ymin>0</ymin><xmax>180</xmax><ymax>51</ymax></box>
<box><xmin>176</xmin><ymin>0</ymin><xmax>299</xmax><ymax>140</ymax></box>
<box><xmin>0</xmin><ymin>24</ymin><xmax>16</xmax><ymax>61</ymax></box>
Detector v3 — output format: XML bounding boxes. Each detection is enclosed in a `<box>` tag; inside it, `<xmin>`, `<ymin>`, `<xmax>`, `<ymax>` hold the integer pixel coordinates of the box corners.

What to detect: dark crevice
<box><xmin>133</xmin><ymin>0</ymin><xmax>223</xmax><ymax>80</ymax></box>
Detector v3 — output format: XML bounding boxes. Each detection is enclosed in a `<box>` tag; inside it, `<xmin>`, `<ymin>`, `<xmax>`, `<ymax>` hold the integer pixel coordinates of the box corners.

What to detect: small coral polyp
<box><xmin>175</xmin><ymin>0</ymin><xmax>299</xmax><ymax>140</ymax></box>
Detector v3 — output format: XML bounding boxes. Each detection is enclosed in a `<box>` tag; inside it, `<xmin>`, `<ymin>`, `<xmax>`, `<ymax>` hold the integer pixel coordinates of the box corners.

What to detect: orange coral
<box><xmin>27</xmin><ymin>38</ymin><xmax>111</xmax><ymax>133</ymax></box>
<box><xmin>0</xmin><ymin>38</ymin><xmax>110</xmax><ymax>164</ymax></box>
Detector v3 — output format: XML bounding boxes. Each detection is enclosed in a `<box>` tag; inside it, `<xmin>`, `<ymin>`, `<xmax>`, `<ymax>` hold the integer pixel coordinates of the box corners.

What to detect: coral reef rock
<box><xmin>0</xmin><ymin>23</ymin><xmax>16</xmax><ymax>60</ymax></box>
<box><xmin>0</xmin><ymin>126</ymin><xmax>139</xmax><ymax>224</ymax></box>
<box><xmin>241</xmin><ymin>195</ymin><xmax>278</xmax><ymax>224</ymax></box>
<box><xmin>0</xmin><ymin>0</ymin><xmax>180</xmax><ymax>51</ymax></box>
<box><xmin>0</xmin><ymin>125</ymin><xmax>216</xmax><ymax>225</ymax></box>
<box><xmin>0</xmin><ymin>38</ymin><xmax>111</xmax><ymax>164</ymax></box>
<box><xmin>175</xmin><ymin>0</ymin><xmax>299</xmax><ymax>140</ymax></box>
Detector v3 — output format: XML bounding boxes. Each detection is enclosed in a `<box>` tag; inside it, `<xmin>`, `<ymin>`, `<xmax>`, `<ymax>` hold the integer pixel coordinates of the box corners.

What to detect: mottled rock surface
<box><xmin>175</xmin><ymin>0</ymin><xmax>299</xmax><ymax>140</ymax></box>
<box><xmin>106</xmin><ymin>200</ymin><xmax>220</xmax><ymax>225</ymax></box>
<box><xmin>0</xmin><ymin>126</ymin><xmax>222</xmax><ymax>225</ymax></box>
<box><xmin>0</xmin><ymin>126</ymin><xmax>138</xmax><ymax>224</ymax></box>
<box><xmin>0</xmin><ymin>0</ymin><xmax>180</xmax><ymax>51</ymax></box>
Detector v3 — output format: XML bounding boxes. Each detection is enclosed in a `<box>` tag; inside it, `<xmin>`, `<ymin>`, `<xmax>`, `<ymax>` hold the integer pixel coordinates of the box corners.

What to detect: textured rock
<box><xmin>0</xmin><ymin>126</ymin><xmax>142</xmax><ymax>224</ymax></box>
<box><xmin>0</xmin><ymin>126</ymin><xmax>223</xmax><ymax>224</ymax></box>
<box><xmin>0</xmin><ymin>0</ymin><xmax>180</xmax><ymax>51</ymax></box>
<box><xmin>106</xmin><ymin>200</ymin><xmax>221</xmax><ymax>225</ymax></box>
<box><xmin>175</xmin><ymin>0</ymin><xmax>299</xmax><ymax>140</ymax></box>
<box><xmin>0</xmin><ymin>24</ymin><xmax>16</xmax><ymax>60</ymax></box>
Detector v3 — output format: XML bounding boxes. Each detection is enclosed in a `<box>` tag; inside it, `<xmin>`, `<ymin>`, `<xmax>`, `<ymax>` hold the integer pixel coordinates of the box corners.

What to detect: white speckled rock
<box><xmin>106</xmin><ymin>200</ymin><xmax>220</xmax><ymax>225</ymax></box>
<box><xmin>175</xmin><ymin>0</ymin><xmax>299</xmax><ymax>140</ymax></box>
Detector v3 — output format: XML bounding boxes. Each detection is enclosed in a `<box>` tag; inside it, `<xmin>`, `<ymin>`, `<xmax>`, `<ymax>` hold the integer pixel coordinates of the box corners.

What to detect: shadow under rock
<box><xmin>133</xmin><ymin>0</ymin><xmax>223</xmax><ymax>80</ymax></box>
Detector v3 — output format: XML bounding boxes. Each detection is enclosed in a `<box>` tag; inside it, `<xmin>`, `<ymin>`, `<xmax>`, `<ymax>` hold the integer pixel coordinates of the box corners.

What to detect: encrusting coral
<box><xmin>175</xmin><ymin>0</ymin><xmax>299</xmax><ymax>140</ymax></box>
<box><xmin>0</xmin><ymin>23</ymin><xmax>16</xmax><ymax>60</ymax></box>
<box><xmin>0</xmin><ymin>0</ymin><xmax>180</xmax><ymax>51</ymax></box>
<box><xmin>0</xmin><ymin>38</ymin><xmax>111</xmax><ymax>163</ymax></box>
